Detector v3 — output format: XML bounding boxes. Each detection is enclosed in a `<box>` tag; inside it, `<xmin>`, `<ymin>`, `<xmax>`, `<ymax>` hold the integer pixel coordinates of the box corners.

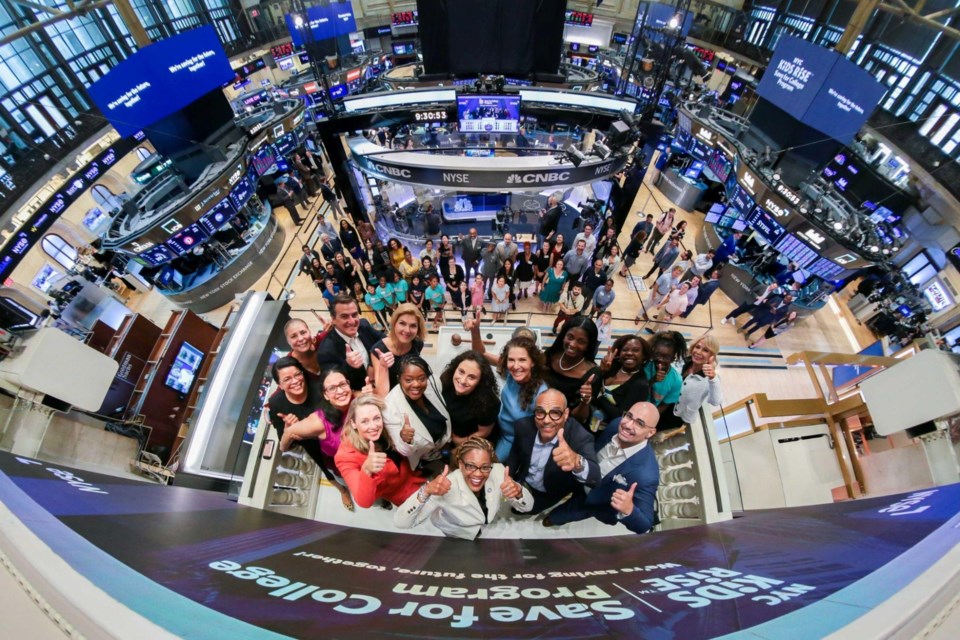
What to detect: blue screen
<box><xmin>755</xmin><ymin>35</ymin><xmax>837</xmax><ymax>122</ymax></box>
<box><xmin>167</xmin><ymin>223</ymin><xmax>209</xmax><ymax>255</ymax></box>
<box><xmin>802</xmin><ymin>57</ymin><xmax>885</xmax><ymax>144</ymax></box>
<box><xmin>328</xmin><ymin>83</ymin><xmax>348</xmax><ymax>101</ymax></box>
<box><xmin>138</xmin><ymin>244</ymin><xmax>176</xmax><ymax>267</ymax></box>
<box><xmin>199</xmin><ymin>198</ymin><xmax>237</xmax><ymax>235</ymax></box>
<box><xmin>329</xmin><ymin>2</ymin><xmax>357</xmax><ymax>36</ymax></box>
<box><xmin>229</xmin><ymin>175</ymin><xmax>254</xmax><ymax>210</ymax></box>
<box><xmin>746</xmin><ymin>206</ymin><xmax>786</xmax><ymax>244</ymax></box>
<box><xmin>683</xmin><ymin>160</ymin><xmax>704</xmax><ymax>179</ymax></box>
<box><xmin>643</xmin><ymin>3</ymin><xmax>693</xmax><ymax>36</ymax></box>
<box><xmin>285</xmin><ymin>6</ymin><xmax>336</xmax><ymax>47</ymax></box>
<box><xmin>87</xmin><ymin>26</ymin><xmax>234</xmax><ymax>137</ymax></box>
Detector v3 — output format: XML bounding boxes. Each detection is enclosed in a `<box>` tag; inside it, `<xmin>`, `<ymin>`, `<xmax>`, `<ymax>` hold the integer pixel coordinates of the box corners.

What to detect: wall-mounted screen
<box><xmin>165</xmin><ymin>342</ymin><xmax>204</xmax><ymax>395</ymax></box>
<box><xmin>328</xmin><ymin>83</ymin><xmax>348</xmax><ymax>101</ymax></box>
<box><xmin>273</xmin><ymin>132</ymin><xmax>297</xmax><ymax>156</ymax></box>
<box><xmin>612</xmin><ymin>32</ymin><xmax>628</xmax><ymax>45</ymax></box>
<box><xmin>392</xmin><ymin>41</ymin><xmax>416</xmax><ymax>55</ymax></box>
<box><xmin>746</xmin><ymin>206</ymin><xmax>787</xmax><ymax>245</ymax></box>
<box><xmin>457</xmin><ymin>95</ymin><xmax>521</xmax><ymax>133</ymax></box>
<box><xmin>198</xmin><ymin>198</ymin><xmax>237</xmax><ymax>235</ymax></box>
<box><xmin>392</xmin><ymin>11</ymin><xmax>418</xmax><ymax>26</ymax></box>
<box><xmin>565</xmin><ymin>10</ymin><xmax>593</xmax><ymax>27</ymax></box>
<box><xmin>167</xmin><ymin>223</ymin><xmax>209</xmax><ymax>255</ymax></box>
<box><xmin>87</xmin><ymin>26</ymin><xmax>234</xmax><ymax>137</ymax></box>
<box><xmin>229</xmin><ymin>175</ymin><xmax>254</xmax><ymax>210</ymax></box>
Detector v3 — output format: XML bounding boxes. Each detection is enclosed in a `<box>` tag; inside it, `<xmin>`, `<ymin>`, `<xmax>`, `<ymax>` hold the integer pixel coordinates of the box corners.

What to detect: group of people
<box><xmin>268</xmin><ymin>294</ymin><xmax>723</xmax><ymax>541</ymax></box>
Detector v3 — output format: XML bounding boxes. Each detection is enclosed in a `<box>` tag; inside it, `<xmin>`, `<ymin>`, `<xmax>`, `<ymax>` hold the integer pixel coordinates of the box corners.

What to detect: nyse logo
<box><xmin>370</xmin><ymin>162</ymin><xmax>412</xmax><ymax>179</ymax></box>
<box><xmin>741</xmin><ymin>171</ymin><xmax>756</xmax><ymax>193</ymax></box>
<box><xmin>443</xmin><ymin>172</ymin><xmax>470</xmax><ymax>184</ymax></box>
<box><xmin>507</xmin><ymin>172</ymin><xmax>571</xmax><ymax>185</ymax></box>
<box><xmin>762</xmin><ymin>197</ymin><xmax>789</xmax><ymax>218</ymax></box>
<box><xmin>799</xmin><ymin>227</ymin><xmax>826</xmax><ymax>248</ymax></box>
<box><xmin>696</xmin><ymin>128</ymin><xmax>714</xmax><ymax>144</ymax></box>
<box><xmin>595</xmin><ymin>162</ymin><xmax>614</xmax><ymax>176</ymax></box>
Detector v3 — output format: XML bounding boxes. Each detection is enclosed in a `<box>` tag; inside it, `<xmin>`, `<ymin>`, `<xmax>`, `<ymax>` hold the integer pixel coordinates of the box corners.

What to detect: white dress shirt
<box><xmin>598</xmin><ymin>437</ymin><xmax>648</xmax><ymax>478</ymax></box>
<box><xmin>524</xmin><ymin>434</ymin><xmax>589</xmax><ymax>492</ymax></box>
<box><xmin>335</xmin><ymin>328</ymin><xmax>370</xmax><ymax>367</ymax></box>
<box><xmin>574</xmin><ymin>232</ymin><xmax>597</xmax><ymax>256</ymax></box>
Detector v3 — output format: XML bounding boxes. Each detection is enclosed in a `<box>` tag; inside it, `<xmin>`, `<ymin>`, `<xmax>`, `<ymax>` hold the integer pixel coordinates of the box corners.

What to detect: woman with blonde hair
<box><xmin>371</xmin><ymin>303</ymin><xmax>427</xmax><ymax>397</ymax></box>
<box><xmin>667</xmin><ymin>333</ymin><xmax>723</xmax><ymax>429</ymax></box>
<box><xmin>394</xmin><ymin>435</ymin><xmax>532</xmax><ymax>540</ymax></box>
<box><xmin>334</xmin><ymin>394</ymin><xmax>425</xmax><ymax>509</ymax></box>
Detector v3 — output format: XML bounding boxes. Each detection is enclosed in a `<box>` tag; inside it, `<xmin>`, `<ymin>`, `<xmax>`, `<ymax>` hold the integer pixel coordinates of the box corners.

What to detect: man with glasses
<box><xmin>316</xmin><ymin>294</ymin><xmax>384</xmax><ymax>391</ymax></box>
<box><xmin>506</xmin><ymin>390</ymin><xmax>599</xmax><ymax>514</ymax></box>
<box><xmin>545</xmin><ymin>401</ymin><xmax>660</xmax><ymax>534</ymax></box>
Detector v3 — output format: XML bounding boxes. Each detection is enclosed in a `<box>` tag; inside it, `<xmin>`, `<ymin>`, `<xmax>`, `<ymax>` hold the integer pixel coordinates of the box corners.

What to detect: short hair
<box><xmin>302</xmin><ymin>245</ymin><xmax>312</xmax><ymax>252</ymax></box>
<box><xmin>388</xmin><ymin>303</ymin><xmax>427</xmax><ymax>341</ymax></box>
<box><xmin>692</xmin><ymin>334</ymin><xmax>720</xmax><ymax>358</ymax></box>
<box><xmin>272</xmin><ymin>355</ymin><xmax>306</xmax><ymax>383</ymax></box>
<box><xmin>283</xmin><ymin>318</ymin><xmax>309</xmax><ymax>336</ymax></box>
<box><xmin>453</xmin><ymin>434</ymin><xmax>497</xmax><ymax>465</ymax></box>
<box><xmin>331</xmin><ymin>293</ymin><xmax>359</xmax><ymax>315</ymax></box>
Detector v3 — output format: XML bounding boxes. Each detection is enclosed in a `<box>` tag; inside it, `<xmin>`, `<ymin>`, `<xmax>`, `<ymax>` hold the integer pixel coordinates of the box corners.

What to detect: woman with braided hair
<box><xmin>394</xmin><ymin>435</ymin><xmax>533</xmax><ymax>539</ymax></box>
<box><xmin>643</xmin><ymin>331</ymin><xmax>688</xmax><ymax>429</ymax></box>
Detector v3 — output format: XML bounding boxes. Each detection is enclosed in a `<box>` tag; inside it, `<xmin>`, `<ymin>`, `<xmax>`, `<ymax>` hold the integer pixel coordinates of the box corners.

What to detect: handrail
<box><xmin>265</xmin><ymin>200</ymin><xmax>333</xmax><ymax>299</ymax></box>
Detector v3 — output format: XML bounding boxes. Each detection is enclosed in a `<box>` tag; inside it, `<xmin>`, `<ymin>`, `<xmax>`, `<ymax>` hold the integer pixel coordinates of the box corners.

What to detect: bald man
<box><xmin>507</xmin><ymin>389</ymin><xmax>599</xmax><ymax>514</ymax></box>
<box><xmin>545</xmin><ymin>401</ymin><xmax>660</xmax><ymax>534</ymax></box>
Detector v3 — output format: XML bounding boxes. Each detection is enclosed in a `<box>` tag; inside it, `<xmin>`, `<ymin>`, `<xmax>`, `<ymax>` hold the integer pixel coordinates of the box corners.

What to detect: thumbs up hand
<box><xmin>551</xmin><ymin>428</ymin><xmax>580</xmax><ymax>472</ymax></box>
<box><xmin>374</xmin><ymin>348</ymin><xmax>394</xmax><ymax>370</ymax></box>
<box><xmin>362</xmin><ymin>439</ymin><xmax>387</xmax><ymax>476</ymax></box>
<box><xmin>361</xmin><ymin>376</ymin><xmax>373</xmax><ymax>395</ymax></box>
<box><xmin>500</xmin><ymin>466</ymin><xmax>522</xmax><ymax>500</ymax></box>
<box><xmin>400</xmin><ymin>413</ymin><xmax>415</xmax><ymax>444</ymax></box>
<box><xmin>345</xmin><ymin>344</ymin><xmax>364</xmax><ymax>369</ymax></box>
<box><xmin>426</xmin><ymin>464</ymin><xmax>452</xmax><ymax>497</ymax></box>
<box><xmin>579</xmin><ymin>374</ymin><xmax>595</xmax><ymax>404</ymax></box>
<box><xmin>611</xmin><ymin>482</ymin><xmax>637</xmax><ymax>516</ymax></box>
<box><xmin>703</xmin><ymin>354</ymin><xmax>716</xmax><ymax>380</ymax></box>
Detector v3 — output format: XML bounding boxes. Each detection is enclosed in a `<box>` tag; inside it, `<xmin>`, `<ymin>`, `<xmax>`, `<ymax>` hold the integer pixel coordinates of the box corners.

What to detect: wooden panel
<box><xmin>86</xmin><ymin>321</ymin><xmax>116</xmax><ymax>354</ymax></box>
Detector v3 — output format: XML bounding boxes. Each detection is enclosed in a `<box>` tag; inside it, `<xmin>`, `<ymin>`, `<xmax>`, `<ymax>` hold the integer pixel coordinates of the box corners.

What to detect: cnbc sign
<box><xmin>353</xmin><ymin>152</ymin><xmax>626</xmax><ymax>191</ymax></box>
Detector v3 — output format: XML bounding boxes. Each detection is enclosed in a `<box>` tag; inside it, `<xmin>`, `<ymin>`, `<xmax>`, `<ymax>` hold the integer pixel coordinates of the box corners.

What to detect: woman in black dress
<box><xmin>339</xmin><ymin>219</ymin><xmax>363</xmax><ymax>261</ymax></box>
<box><xmin>439</xmin><ymin>351</ymin><xmax>502</xmax><ymax>446</ymax></box>
<box><xmin>333</xmin><ymin>251</ymin><xmax>360</xmax><ymax>290</ymax></box>
<box><xmin>542</xmin><ymin>316</ymin><xmax>603</xmax><ymax>425</ymax></box>
<box><xmin>533</xmin><ymin>239</ymin><xmax>552</xmax><ymax>295</ymax></box>
<box><xmin>593</xmin><ymin>335</ymin><xmax>652</xmax><ymax>431</ymax></box>
<box><xmin>515</xmin><ymin>242</ymin><xmax>535</xmax><ymax>300</ymax></box>
<box><xmin>437</xmin><ymin>234</ymin><xmax>455</xmax><ymax>263</ymax></box>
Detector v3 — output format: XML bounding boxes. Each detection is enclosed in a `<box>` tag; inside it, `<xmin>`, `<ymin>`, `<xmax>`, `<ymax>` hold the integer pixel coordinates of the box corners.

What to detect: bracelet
<box><xmin>417</xmin><ymin>484</ymin><xmax>430</xmax><ymax>503</ymax></box>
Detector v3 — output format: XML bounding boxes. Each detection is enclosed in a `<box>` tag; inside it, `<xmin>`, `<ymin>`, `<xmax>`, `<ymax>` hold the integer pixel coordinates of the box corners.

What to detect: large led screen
<box><xmin>457</xmin><ymin>95</ymin><xmax>521</xmax><ymax>133</ymax></box>
<box><xmin>87</xmin><ymin>26</ymin><xmax>234</xmax><ymax>137</ymax></box>
<box><xmin>285</xmin><ymin>2</ymin><xmax>355</xmax><ymax>47</ymax></box>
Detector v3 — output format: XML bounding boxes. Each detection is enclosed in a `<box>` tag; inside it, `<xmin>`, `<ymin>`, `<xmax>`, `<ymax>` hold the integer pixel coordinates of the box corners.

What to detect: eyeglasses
<box><xmin>462</xmin><ymin>462</ymin><xmax>493</xmax><ymax>474</ymax></box>
<box><xmin>621</xmin><ymin>412</ymin><xmax>648</xmax><ymax>429</ymax></box>
<box><xmin>534</xmin><ymin>407</ymin><xmax>566</xmax><ymax>422</ymax></box>
<box><xmin>324</xmin><ymin>381</ymin><xmax>350</xmax><ymax>394</ymax></box>
<box><xmin>279</xmin><ymin>371</ymin><xmax>305</xmax><ymax>385</ymax></box>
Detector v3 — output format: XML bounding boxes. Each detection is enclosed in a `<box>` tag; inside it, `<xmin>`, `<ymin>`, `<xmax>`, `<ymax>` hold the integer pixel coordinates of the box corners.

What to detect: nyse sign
<box><xmin>761</xmin><ymin>196</ymin><xmax>791</xmax><ymax>219</ymax></box>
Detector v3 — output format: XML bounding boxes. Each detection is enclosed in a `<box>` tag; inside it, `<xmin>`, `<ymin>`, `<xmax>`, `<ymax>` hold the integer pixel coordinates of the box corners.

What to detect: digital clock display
<box><xmin>414</xmin><ymin>110</ymin><xmax>448</xmax><ymax>122</ymax></box>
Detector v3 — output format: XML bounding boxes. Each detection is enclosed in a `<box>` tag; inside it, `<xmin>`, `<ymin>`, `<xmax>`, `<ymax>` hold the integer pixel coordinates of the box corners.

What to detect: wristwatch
<box><xmin>574</xmin><ymin>455</ymin><xmax>584</xmax><ymax>473</ymax></box>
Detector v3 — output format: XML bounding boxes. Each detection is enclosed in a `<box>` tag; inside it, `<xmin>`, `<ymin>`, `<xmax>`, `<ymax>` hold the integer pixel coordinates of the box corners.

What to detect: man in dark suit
<box><xmin>319</xmin><ymin>233</ymin><xmax>343</xmax><ymax>261</ymax></box>
<box><xmin>545</xmin><ymin>401</ymin><xmax>660</xmax><ymax>534</ymax></box>
<box><xmin>507</xmin><ymin>390</ymin><xmax>599</xmax><ymax>514</ymax></box>
<box><xmin>539</xmin><ymin>195</ymin><xmax>563</xmax><ymax>241</ymax></box>
<box><xmin>458</xmin><ymin>227</ymin><xmax>483</xmax><ymax>281</ymax></box>
<box><xmin>316</xmin><ymin>294</ymin><xmax>384</xmax><ymax>390</ymax></box>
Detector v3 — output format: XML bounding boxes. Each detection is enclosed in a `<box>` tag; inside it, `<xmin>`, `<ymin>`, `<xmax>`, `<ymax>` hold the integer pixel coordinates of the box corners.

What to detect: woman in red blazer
<box><xmin>335</xmin><ymin>394</ymin><xmax>425</xmax><ymax>508</ymax></box>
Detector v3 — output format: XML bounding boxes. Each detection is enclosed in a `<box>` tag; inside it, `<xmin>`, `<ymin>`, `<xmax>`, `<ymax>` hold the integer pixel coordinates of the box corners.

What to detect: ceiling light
<box><xmin>869</xmin><ymin>245</ymin><xmax>879</xmax><ymax>253</ymax></box>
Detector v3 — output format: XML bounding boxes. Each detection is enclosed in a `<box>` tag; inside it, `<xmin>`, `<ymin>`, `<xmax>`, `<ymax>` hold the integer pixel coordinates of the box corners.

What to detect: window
<box><xmin>92</xmin><ymin>183</ymin><xmax>114</xmax><ymax>207</ymax></box>
<box><xmin>41</xmin><ymin>234</ymin><xmax>78</xmax><ymax>271</ymax></box>
<box><xmin>136</xmin><ymin>146</ymin><xmax>152</xmax><ymax>161</ymax></box>
<box><xmin>902</xmin><ymin>251</ymin><xmax>938</xmax><ymax>286</ymax></box>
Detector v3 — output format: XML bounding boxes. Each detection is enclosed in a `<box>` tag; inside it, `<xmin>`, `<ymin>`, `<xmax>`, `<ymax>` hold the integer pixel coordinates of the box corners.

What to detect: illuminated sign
<box><xmin>774</xmin><ymin>182</ymin><xmax>802</xmax><ymax>207</ymax></box>
<box><xmin>923</xmin><ymin>278</ymin><xmax>953</xmax><ymax>312</ymax></box>
<box><xmin>795</xmin><ymin>225</ymin><xmax>828</xmax><ymax>250</ymax></box>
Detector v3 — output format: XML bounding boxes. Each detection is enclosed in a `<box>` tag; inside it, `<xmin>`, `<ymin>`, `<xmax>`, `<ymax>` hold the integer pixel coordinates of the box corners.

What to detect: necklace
<box><xmin>558</xmin><ymin>352</ymin><xmax>585</xmax><ymax>371</ymax></box>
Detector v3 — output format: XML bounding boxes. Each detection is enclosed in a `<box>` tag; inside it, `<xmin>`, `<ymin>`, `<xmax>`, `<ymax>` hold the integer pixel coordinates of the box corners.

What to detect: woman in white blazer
<box><xmin>395</xmin><ymin>436</ymin><xmax>533</xmax><ymax>540</ymax></box>
<box><xmin>384</xmin><ymin>355</ymin><xmax>451</xmax><ymax>470</ymax></box>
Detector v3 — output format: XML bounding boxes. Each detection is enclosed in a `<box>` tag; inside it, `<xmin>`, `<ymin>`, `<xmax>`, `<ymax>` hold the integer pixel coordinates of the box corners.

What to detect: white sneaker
<box><xmin>720</xmin><ymin>318</ymin><xmax>728</xmax><ymax>325</ymax></box>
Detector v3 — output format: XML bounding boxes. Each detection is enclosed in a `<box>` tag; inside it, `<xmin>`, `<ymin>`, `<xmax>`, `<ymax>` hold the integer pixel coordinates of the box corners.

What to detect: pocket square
<box><xmin>613</xmin><ymin>474</ymin><xmax>628</xmax><ymax>487</ymax></box>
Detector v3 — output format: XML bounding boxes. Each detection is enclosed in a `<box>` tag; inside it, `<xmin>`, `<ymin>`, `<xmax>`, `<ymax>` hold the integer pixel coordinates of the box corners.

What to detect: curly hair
<box><xmin>649</xmin><ymin>330</ymin><xmax>688</xmax><ymax>364</ymax></box>
<box><xmin>497</xmin><ymin>337</ymin><xmax>546</xmax><ymax>411</ymax></box>
<box><xmin>439</xmin><ymin>351</ymin><xmax>500</xmax><ymax>418</ymax></box>
<box><xmin>453</xmin><ymin>434</ymin><xmax>497</xmax><ymax>465</ymax></box>
<box><xmin>608</xmin><ymin>334</ymin><xmax>652</xmax><ymax>375</ymax></box>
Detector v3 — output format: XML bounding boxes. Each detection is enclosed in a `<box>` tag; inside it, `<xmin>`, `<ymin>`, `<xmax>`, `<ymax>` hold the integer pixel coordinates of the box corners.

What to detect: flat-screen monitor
<box><xmin>165</xmin><ymin>342</ymin><xmax>204</xmax><ymax>395</ymax></box>
<box><xmin>251</xmin><ymin>144</ymin><xmax>276</xmax><ymax>175</ymax></box>
<box><xmin>328</xmin><ymin>83</ymin><xmax>348</xmax><ymax>101</ymax></box>
<box><xmin>612</xmin><ymin>32</ymin><xmax>628</xmax><ymax>45</ymax></box>
<box><xmin>392</xmin><ymin>41</ymin><xmax>416</xmax><ymax>55</ymax></box>
<box><xmin>683</xmin><ymin>160</ymin><xmax>704</xmax><ymax>180</ymax></box>
<box><xmin>457</xmin><ymin>95</ymin><xmax>521</xmax><ymax>133</ymax></box>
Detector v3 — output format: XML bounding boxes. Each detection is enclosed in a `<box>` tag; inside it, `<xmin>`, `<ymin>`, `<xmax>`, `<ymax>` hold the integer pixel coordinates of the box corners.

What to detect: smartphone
<box><xmin>262</xmin><ymin>440</ymin><xmax>276</xmax><ymax>460</ymax></box>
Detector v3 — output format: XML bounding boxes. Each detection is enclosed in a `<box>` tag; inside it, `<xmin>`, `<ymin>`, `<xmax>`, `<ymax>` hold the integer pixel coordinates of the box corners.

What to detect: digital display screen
<box><xmin>706</xmin><ymin>148</ymin><xmax>732</xmax><ymax>182</ymax></box>
<box><xmin>286</xmin><ymin>3</ymin><xmax>355</xmax><ymax>46</ymax></box>
<box><xmin>364</xmin><ymin>25</ymin><xmax>392</xmax><ymax>38</ymax></box>
<box><xmin>251</xmin><ymin>144</ymin><xmax>276</xmax><ymax>175</ymax></box>
<box><xmin>167</xmin><ymin>223</ymin><xmax>209</xmax><ymax>255</ymax></box>
<box><xmin>746</xmin><ymin>206</ymin><xmax>787</xmax><ymax>245</ymax></box>
<box><xmin>273</xmin><ymin>132</ymin><xmax>297</xmax><ymax>156</ymax></box>
<box><xmin>329</xmin><ymin>1</ymin><xmax>357</xmax><ymax>36</ymax></box>
<box><xmin>806</xmin><ymin>256</ymin><xmax>845</xmax><ymax>280</ymax></box>
<box><xmin>138</xmin><ymin>244</ymin><xmax>177</xmax><ymax>267</ymax></box>
<box><xmin>198</xmin><ymin>198</ymin><xmax>237</xmax><ymax>235</ymax></box>
<box><xmin>87</xmin><ymin>26</ymin><xmax>235</xmax><ymax>137</ymax></box>
<box><xmin>570</xmin><ymin>42</ymin><xmax>581</xmax><ymax>52</ymax></box>
<box><xmin>757</xmin><ymin>35</ymin><xmax>884</xmax><ymax>144</ymax></box>
<box><xmin>643</xmin><ymin>4</ymin><xmax>692</xmax><ymax>35</ymax></box>
<box><xmin>587</xmin><ymin>45</ymin><xmax>599</xmax><ymax>53</ymax></box>
<box><xmin>229</xmin><ymin>175</ymin><xmax>254</xmax><ymax>210</ymax></box>
<box><xmin>683</xmin><ymin>160</ymin><xmax>704</xmax><ymax>180</ymax></box>
<box><xmin>612</xmin><ymin>32</ymin><xmax>628</xmax><ymax>44</ymax></box>
<box><xmin>392</xmin><ymin>11</ymin><xmax>418</xmax><ymax>26</ymax></box>
<box><xmin>458</xmin><ymin>95</ymin><xmax>521</xmax><ymax>133</ymax></box>
<box><xmin>271</xmin><ymin>43</ymin><xmax>295</xmax><ymax>59</ymax></box>
<box><xmin>392</xmin><ymin>42</ymin><xmax>416</xmax><ymax>55</ymax></box>
<box><xmin>729</xmin><ymin>186</ymin><xmax>755</xmax><ymax>215</ymax></box>
<box><xmin>164</xmin><ymin>342</ymin><xmax>204</xmax><ymax>395</ymax></box>
<box><xmin>774</xmin><ymin>233</ymin><xmax>819</xmax><ymax>269</ymax></box>
<box><xmin>328</xmin><ymin>83</ymin><xmax>348</xmax><ymax>101</ymax></box>
<box><xmin>565</xmin><ymin>11</ymin><xmax>593</xmax><ymax>26</ymax></box>
<box><xmin>689</xmin><ymin>140</ymin><xmax>710</xmax><ymax>161</ymax></box>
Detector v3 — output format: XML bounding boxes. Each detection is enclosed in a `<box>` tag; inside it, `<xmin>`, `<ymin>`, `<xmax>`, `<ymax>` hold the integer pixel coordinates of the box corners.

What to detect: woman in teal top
<box><xmin>392</xmin><ymin>271</ymin><xmax>409</xmax><ymax>303</ymax></box>
<box><xmin>424</xmin><ymin>274</ymin><xmax>446</xmax><ymax>328</ymax></box>
<box><xmin>466</xmin><ymin>314</ymin><xmax>547</xmax><ymax>461</ymax></box>
<box><xmin>377</xmin><ymin>276</ymin><xmax>396</xmax><ymax>312</ymax></box>
<box><xmin>643</xmin><ymin>331</ymin><xmax>686</xmax><ymax>428</ymax></box>
<box><xmin>364</xmin><ymin>283</ymin><xmax>389</xmax><ymax>327</ymax></box>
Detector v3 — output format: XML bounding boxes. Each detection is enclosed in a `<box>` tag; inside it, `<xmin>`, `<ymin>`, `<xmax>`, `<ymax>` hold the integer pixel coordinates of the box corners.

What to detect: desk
<box><xmin>657</xmin><ymin>168</ymin><xmax>707</xmax><ymax>211</ymax></box>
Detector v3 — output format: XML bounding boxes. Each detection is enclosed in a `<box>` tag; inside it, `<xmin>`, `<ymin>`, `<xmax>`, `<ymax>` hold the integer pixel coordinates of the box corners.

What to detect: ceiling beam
<box><xmin>877</xmin><ymin>0</ymin><xmax>960</xmax><ymax>44</ymax></box>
